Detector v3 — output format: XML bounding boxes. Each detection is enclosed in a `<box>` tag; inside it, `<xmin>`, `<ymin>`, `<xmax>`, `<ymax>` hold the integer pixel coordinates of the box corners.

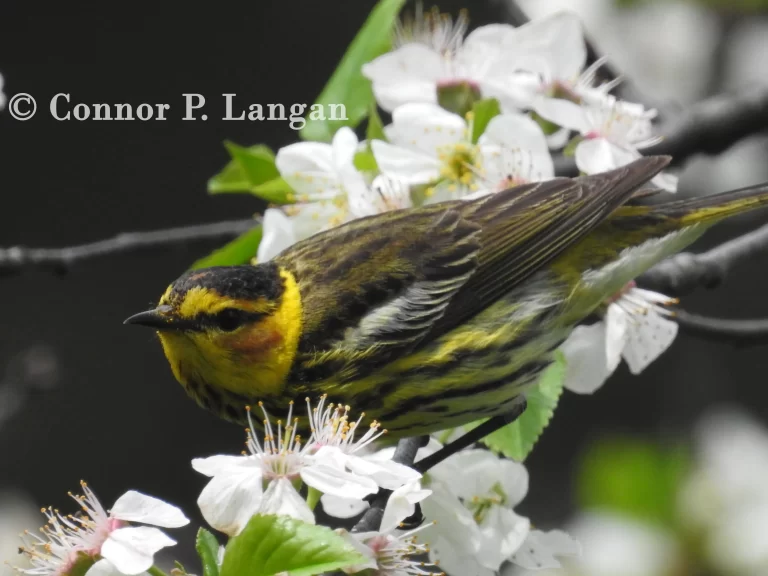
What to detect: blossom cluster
<box><xmin>12</xmin><ymin>397</ymin><xmax>579</xmax><ymax>576</ymax></box>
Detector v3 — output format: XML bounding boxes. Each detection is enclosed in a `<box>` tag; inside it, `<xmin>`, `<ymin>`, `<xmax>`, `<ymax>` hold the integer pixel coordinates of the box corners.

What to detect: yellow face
<box><xmin>128</xmin><ymin>266</ymin><xmax>303</xmax><ymax>399</ymax></box>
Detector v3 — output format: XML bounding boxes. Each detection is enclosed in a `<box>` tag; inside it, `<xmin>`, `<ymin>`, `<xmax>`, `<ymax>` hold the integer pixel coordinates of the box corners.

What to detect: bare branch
<box><xmin>555</xmin><ymin>87</ymin><xmax>768</xmax><ymax>176</ymax></box>
<box><xmin>639</xmin><ymin>221</ymin><xmax>768</xmax><ymax>296</ymax></box>
<box><xmin>673</xmin><ymin>309</ymin><xmax>768</xmax><ymax>346</ymax></box>
<box><xmin>0</xmin><ymin>218</ymin><xmax>261</xmax><ymax>276</ymax></box>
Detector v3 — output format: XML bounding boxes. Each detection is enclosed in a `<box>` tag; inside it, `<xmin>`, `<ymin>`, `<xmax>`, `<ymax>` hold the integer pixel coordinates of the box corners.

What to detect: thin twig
<box><xmin>639</xmin><ymin>221</ymin><xmax>768</xmax><ymax>296</ymax></box>
<box><xmin>0</xmin><ymin>218</ymin><xmax>261</xmax><ymax>276</ymax></box>
<box><xmin>414</xmin><ymin>399</ymin><xmax>527</xmax><ymax>474</ymax></box>
<box><xmin>673</xmin><ymin>309</ymin><xmax>768</xmax><ymax>346</ymax></box>
<box><xmin>555</xmin><ymin>87</ymin><xmax>768</xmax><ymax>176</ymax></box>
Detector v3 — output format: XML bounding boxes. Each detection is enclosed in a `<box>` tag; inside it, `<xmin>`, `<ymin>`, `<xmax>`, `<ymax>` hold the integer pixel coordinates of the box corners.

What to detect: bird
<box><xmin>125</xmin><ymin>156</ymin><xmax>768</xmax><ymax>438</ymax></box>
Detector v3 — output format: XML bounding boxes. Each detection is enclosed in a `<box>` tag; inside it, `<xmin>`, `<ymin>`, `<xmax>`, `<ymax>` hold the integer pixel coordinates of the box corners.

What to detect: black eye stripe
<box><xmin>196</xmin><ymin>309</ymin><xmax>267</xmax><ymax>331</ymax></box>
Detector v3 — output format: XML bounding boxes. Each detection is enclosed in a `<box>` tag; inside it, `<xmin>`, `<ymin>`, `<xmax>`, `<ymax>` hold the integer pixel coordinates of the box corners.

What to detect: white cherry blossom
<box><xmin>192</xmin><ymin>401</ymin><xmax>380</xmax><ymax>535</ymax></box>
<box><xmin>258</xmin><ymin>127</ymin><xmax>411</xmax><ymax>262</ymax></box>
<box><xmin>372</xmin><ymin>103</ymin><xmax>552</xmax><ymax>202</ymax></box>
<box><xmin>419</xmin><ymin>446</ymin><xmax>579</xmax><ymax>574</ymax></box>
<box><xmin>338</xmin><ymin>482</ymin><xmax>437</xmax><ymax>576</ymax></box>
<box><xmin>304</xmin><ymin>395</ymin><xmax>422</xmax><ymax>519</ymax></box>
<box><xmin>362</xmin><ymin>7</ymin><xmax>526</xmax><ymax>113</ymax></box>
<box><xmin>15</xmin><ymin>483</ymin><xmax>188</xmax><ymax>576</ymax></box>
<box><xmin>535</xmin><ymin>93</ymin><xmax>677</xmax><ymax>191</ymax></box>
<box><xmin>560</xmin><ymin>283</ymin><xmax>678</xmax><ymax>395</ymax></box>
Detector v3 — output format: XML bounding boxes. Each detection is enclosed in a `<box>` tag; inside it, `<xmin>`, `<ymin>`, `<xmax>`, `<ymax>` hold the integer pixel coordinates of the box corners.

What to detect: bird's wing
<box><xmin>277</xmin><ymin>156</ymin><xmax>670</xmax><ymax>381</ymax></box>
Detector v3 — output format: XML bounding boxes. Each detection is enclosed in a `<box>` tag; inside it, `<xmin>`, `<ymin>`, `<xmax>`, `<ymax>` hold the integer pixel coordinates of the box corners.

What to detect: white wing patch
<box><xmin>346</xmin><ymin>272</ymin><xmax>474</xmax><ymax>348</ymax></box>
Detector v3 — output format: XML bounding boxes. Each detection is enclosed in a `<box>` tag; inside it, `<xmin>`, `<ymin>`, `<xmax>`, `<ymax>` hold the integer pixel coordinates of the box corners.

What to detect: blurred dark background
<box><xmin>1</xmin><ymin>0</ymin><xmax>768</xmax><ymax>570</ymax></box>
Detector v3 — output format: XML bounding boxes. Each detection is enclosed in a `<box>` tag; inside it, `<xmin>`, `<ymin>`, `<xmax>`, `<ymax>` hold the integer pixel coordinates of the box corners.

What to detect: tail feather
<box><xmin>654</xmin><ymin>182</ymin><xmax>768</xmax><ymax>225</ymax></box>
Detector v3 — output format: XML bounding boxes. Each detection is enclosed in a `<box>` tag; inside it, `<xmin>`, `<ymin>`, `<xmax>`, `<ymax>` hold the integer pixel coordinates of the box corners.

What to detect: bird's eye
<box><xmin>214</xmin><ymin>309</ymin><xmax>246</xmax><ymax>332</ymax></box>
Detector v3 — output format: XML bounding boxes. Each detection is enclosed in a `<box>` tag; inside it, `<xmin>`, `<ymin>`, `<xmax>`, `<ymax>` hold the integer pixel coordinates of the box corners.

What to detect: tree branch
<box><xmin>0</xmin><ymin>218</ymin><xmax>261</xmax><ymax>276</ymax></box>
<box><xmin>555</xmin><ymin>87</ymin><xmax>768</xmax><ymax>176</ymax></box>
<box><xmin>639</xmin><ymin>220</ymin><xmax>768</xmax><ymax>296</ymax></box>
<box><xmin>673</xmin><ymin>308</ymin><xmax>768</xmax><ymax>346</ymax></box>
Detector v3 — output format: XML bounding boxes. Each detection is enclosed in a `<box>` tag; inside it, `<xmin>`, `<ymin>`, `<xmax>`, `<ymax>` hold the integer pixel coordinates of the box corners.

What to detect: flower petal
<box><xmin>430</xmin><ymin>536</ymin><xmax>495</xmax><ymax>576</ymax></box>
<box><xmin>110</xmin><ymin>491</ymin><xmax>189</xmax><ymax>528</ymax></box>
<box><xmin>332</xmin><ymin>127</ymin><xmax>359</xmax><ymax>171</ymax></box>
<box><xmin>478</xmin><ymin>506</ymin><xmax>530</xmax><ymax>571</ymax></box>
<box><xmin>85</xmin><ymin>558</ymin><xmax>142</xmax><ymax>576</ymax></box>
<box><xmin>516</xmin><ymin>11</ymin><xmax>586</xmax><ymax>81</ymax></box>
<box><xmin>335</xmin><ymin>530</ymin><xmax>378</xmax><ymax>573</ymax></box>
<box><xmin>420</xmin><ymin>481</ymin><xmax>482</xmax><ymax>553</ymax></box>
<box><xmin>321</xmin><ymin>494</ymin><xmax>370</xmax><ymax>519</ymax></box>
<box><xmin>371</xmin><ymin>140</ymin><xmax>440</xmax><ymax>185</ymax></box>
<box><xmin>622</xmin><ymin>309</ymin><xmax>678</xmax><ymax>374</ymax></box>
<box><xmin>101</xmin><ymin>527</ymin><xmax>175</xmax><ymax>575</ymax></box>
<box><xmin>534</xmin><ymin>97</ymin><xmax>589</xmax><ymax>133</ymax></box>
<box><xmin>480</xmin><ymin>113</ymin><xmax>554</xmax><ymax>182</ymax></box>
<box><xmin>380</xmin><ymin>482</ymin><xmax>432</xmax><ymax>534</ymax></box>
<box><xmin>191</xmin><ymin>455</ymin><xmax>253</xmax><ymax>477</ymax></box>
<box><xmin>510</xmin><ymin>529</ymin><xmax>582</xmax><ymax>570</ymax></box>
<box><xmin>256</xmin><ymin>208</ymin><xmax>297</xmax><ymax>263</ymax></box>
<box><xmin>300</xmin><ymin>464</ymin><xmax>379</xmax><ymax>500</ymax></box>
<box><xmin>346</xmin><ymin>455</ymin><xmax>422</xmax><ymax>490</ymax></box>
<box><xmin>652</xmin><ymin>171</ymin><xmax>678</xmax><ymax>193</ymax></box>
<box><xmin>258</xmin><ymin>478</ymin><xmax>315</xmax><ymax>524</ymax></box>
<box><xmin>288</xmin><ymin>201</ymin><xmax>344</xmax><ymax>239</ymax></box>
<box><xmin>196</xmin><ymin>467</ymin><xmax>264</xmax><ymax>537</ymax></box>
<box><xmin>559</xmin><ymin>322</ymin><xmax>614</xmax><ymax>395</ymax></box>
<box><xmin>605</xmin><ymin>302</ymin><xmax>630</xmax><ymax>373</ymax></box>
<box><xmin>389</xmin><ymin>103</ymin><xmax>467</xmax><ymax>156</ymax></box>
<box><xmin>362</xmin><ymin>44</ymin><xmax>445</xmax><ymax>112</ymax></box>
<box><xmin>275</xmin><ymin>141</ymin><xmax>340</xmax><ymax>199</ymax></box>
<box><xmin>85</xmin><ymin>559</ymin><xmax>133</xmax><ymax>576</ymax></box>
<box><xmin>575</xmin><ymin>138</ymin><xmax>622</xmax><ymax>175</ymax></box>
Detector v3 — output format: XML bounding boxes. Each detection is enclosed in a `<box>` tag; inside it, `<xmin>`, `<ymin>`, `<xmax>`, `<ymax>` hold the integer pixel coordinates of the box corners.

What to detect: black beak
<box><xmin>123</xmin><ymin>305</ymin><xmax>177</xmax><ymax>329</ymax></box>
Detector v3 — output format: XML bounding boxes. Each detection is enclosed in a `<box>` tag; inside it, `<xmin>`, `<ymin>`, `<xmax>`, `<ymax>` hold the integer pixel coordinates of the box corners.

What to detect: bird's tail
<box><xmin>651</xmin><ymin>181</ymin><xmax>768</xmax><ymax>226</ymax></box>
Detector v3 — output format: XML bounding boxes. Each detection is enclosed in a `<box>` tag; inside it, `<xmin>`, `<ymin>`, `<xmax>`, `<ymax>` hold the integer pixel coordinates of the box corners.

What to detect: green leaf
<box><xmin>470</xmin><ymin>98</ymin><xmax>501</xmax><ymax>144</ymax></box>
<box><xmin>478</xmin><ymin>351</ymin><xmax>566</xmax><ymax>461</ymax></box>
<box><xmin>209</xmin><ymin>143</ymin><xmax>279</xmax><ymax>195</ymax></box>
<box><xmin>576</xmin><ymin>437</ymin><xmax>690</xmax><ymax>528</ymax></box>
<box><xmin>196</xmin><ymin>528</ymin><xmax>221</xmax><ymax>576</ymax></box>
<box><xmin>189</xmin><ymin>225</ymin><xmax>262</xmax><ymax>270</ymax></box>
<box><xmin>530</xmin><ymin>110</ymin><xmax>562</xmax><ymax>136</ymax></box>
<box><xmin>251</xmin><ymin>177</ymin><xmax>295</xmax><ymax>204</ymax></box>
<box><xmin>219</xmin><ymin>514</ymin><xmax>368</xmax><ymax>576</ymax></box>
<box><xmin>225</xmin><ymin>142</ymin><xmax>279</xmax><ymax>185</ymax></box>
<box><xmin>353</xmin><ymin>150</ymin><xmax>379</xmax><ymax>172</ymax></box>
<box><xmin>299</xmin><ymin>0</ymin><xmax>407</xmax><ymax>142</ymax></box>
<box><xmin>207</xmin><ymin>158</ymin><xmax>251</xmax><ymax>193</ymax></box>
<box><xmin>366</xmin><ymin>103</ymin><xmax>387</xmax><ymax>142</ymax></box>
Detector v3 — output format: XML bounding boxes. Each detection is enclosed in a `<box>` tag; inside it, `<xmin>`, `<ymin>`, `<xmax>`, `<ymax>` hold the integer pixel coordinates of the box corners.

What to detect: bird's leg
<box><xmin>413</xmin><ymin>398</ymin><xmax>528</xmax><ymax>474</ymax></box>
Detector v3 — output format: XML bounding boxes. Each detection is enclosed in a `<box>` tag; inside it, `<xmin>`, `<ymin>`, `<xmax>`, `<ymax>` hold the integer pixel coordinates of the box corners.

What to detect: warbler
<box><xmin>126</xmin><ymin>156</ymin><xmax>768</xmax><ymax>437</ymax></box>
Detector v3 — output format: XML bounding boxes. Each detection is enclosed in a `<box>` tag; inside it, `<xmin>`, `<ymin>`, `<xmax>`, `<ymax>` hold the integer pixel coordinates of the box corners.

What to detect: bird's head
<box><xmin>124</xmin><ymin>264</ymin><xmax>303</xmax><ymax>398</ymax></box>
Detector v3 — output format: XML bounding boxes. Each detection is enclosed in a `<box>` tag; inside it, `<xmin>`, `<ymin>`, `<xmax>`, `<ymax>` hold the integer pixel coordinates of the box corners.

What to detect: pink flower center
<box><xmin>367</xmin><ymin>534</ymin><xmax>391</xmax><ymax>554</ymax></box>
